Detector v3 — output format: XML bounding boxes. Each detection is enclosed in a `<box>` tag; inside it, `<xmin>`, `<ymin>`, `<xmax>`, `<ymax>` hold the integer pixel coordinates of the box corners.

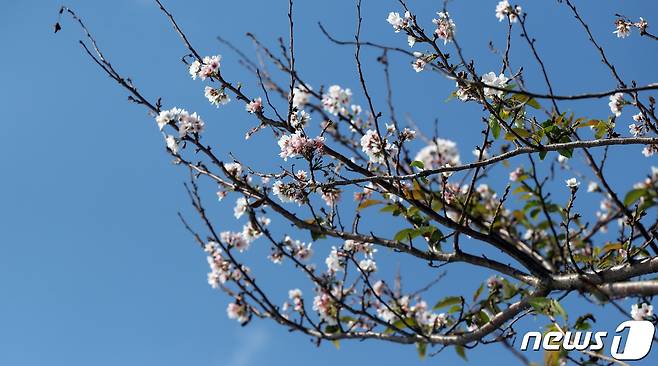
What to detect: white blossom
<box><xmin>221</xmin><ymin>231</ymin><xmax>250</xmax><ymax>252</ymax></box>
<box><xmin>412</xmin><ymin>58</ymin><xmax>426</xmax><ymax>72</ymax></box>
<box><xmin>224</xmin><ymin>162</ymin><xmax>243</xmax><ymax>177</ymax></box>
<box><xmin>325</xmin><ymin>246</ymin><xmax>344</xmax><ymax>273</ymax></box>
<box><xmin>631</xmin><ymin>303</ymin><xmax>653</xmax><ymax>320</ymax></box>
<box><xmin>165</xmin><ymin>135</ymin><xmax>178</xmax><ymax>154</ymax></box>
<box><xmin>481</xmin><ymin>72</ymin><xmax>509</xmax><ymax>98</ymax></box>
<box><xmin>205</xmin><ymin>86</ymin><xmax>231</xmax><ymax>107</ymax></box>
<box><xmin>495</xmin><ymin>1</ymin><xmax>521</xmax><ymax>23</ymax></box>
<box><xmin>188</xmin><ymin>60</ymin><xmax>201</xmax><ymax>79</ymax></box>
<box><xmin>358</xmin><ymin>258</ymin><xmax>378</xmax><ymax>273</ymax></box>
<box><xmin>233</xmin><ymin>197</ymin><xmax>248</xmax><ymax>219</ymax></box>
<box><xmin>565</xmin><ymin>177</ymin><xmax>580</xmax><ymax>189</ymax></box>
<box><xmin>386</xmin><ymin>11</ymin><xmax>411</xmax><ymax>32</ymax></box>
<box><xmin>278</xmin><ymin>132</ymin><xmax>325</xmax><ymax>160</ymax></box>
<box><xmin>322</xmin><ymin>85</ymin><xmax>352</xmax><ymax>116</ymax></box>
<box><xmin>292</xmin><ymin>85</ymin><xmax>312</xmax><ymax>108</ymax></box>
<box><xmin>288</xmin><ymin>289</ymin><xmax>303</xmax><ymax>311</ymax></box>
<box><xmin>407</xmin><ymin>35</ymin><xmax>417</xmax><ymax>47</ymax></box>
<box><xmin>272</xmin><ymin>180</ymin><xmax>304</xmax><ymax>205</ymax></box>
<box><xmin>608</xmin><ymin>92</ymin><xmax>624</xmax><ymax>117</ymax></box>
<box><xmin>226</xmin><ymin>302</ymin><xmax>249</xmax><ymax>323</ymax></box>
<box><xmin>414</xmin><ymin>139</ymin><xmax>461</xmax><ymax>170</ymax></box>
<box><xmin>587</xmin><ymin>181</ymin><xmax>599</xmax><ymax>193</ymax></box>
<box><xmin>432</xmin><ymin>12</ymin><xmax>456</xmax><ymax>44</ymax></box>
<box><xmin>509</xmin><ymin>167</ymin><xmax>523</xmax><ymax>182</ymax></box>
<box><xmin>245</xmin><ymin>97</ymin><xmax>262</xmax><ymax>114</ymax></box>
<box><xmin>177</xmin><ymin>111</ymin><xmax>205</xmax><ymax>137</ymax></box>
<box><xmin>313</xmin><ymin>291</ymin><xmax>338</xmax><ymax>325</ymax></box>
<box><xmin>199</xmin><ymin>55</ymin><xmax>221</xmax><ymax>80</ymax></box>
<box><xmin>361</xmin><ymin>129</ymin><xmax>398</xmax><ymax>164</ymax></box>
<box><xmin>643</xmin><ymin>145</ymin><xmax>657</xmax><ymax>157</ymax></box>
<box><xmin>614</xmin><ymin>19</ymin><xmax>632</xmax><ymax>38</ymax></box>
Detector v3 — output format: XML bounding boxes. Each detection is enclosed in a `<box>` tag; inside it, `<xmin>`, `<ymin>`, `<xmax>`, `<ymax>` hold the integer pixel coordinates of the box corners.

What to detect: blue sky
<box><xmin>1</xmin><ymin>1</ymin><xmax>657</xmax><ymax>365</ymax></box>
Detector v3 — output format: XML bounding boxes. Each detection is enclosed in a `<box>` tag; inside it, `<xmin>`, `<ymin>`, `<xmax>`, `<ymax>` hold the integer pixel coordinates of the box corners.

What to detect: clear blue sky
<box><xmin>1</xmin><ymin>1</ymin><xmax>657</xmax><ymax>365</ymax></box>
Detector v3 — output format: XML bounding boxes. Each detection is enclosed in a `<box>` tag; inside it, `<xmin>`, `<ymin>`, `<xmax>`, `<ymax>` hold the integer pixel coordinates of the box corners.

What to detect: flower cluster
<box><xmin>629</xmin><ymin>112</ymin><xmax>647</xmax><ymax>137</ymax></box>
<box><xmin>386</xmin><ymin>11</ymin><xmax>411</xmax><ymax>33</ymax></box>
<box><xmin>608</xmin><ymin>92</ymin><xmax>625</xmax><ymax>117</ymax></box>
<box><xmin>204</xmin><ymin>86</ymin><xmax>230</xmax><ymax>107</ymax></box>
<box><xmin>282</xmin><ymin>235</ymin><xmax>314</xmax><ymax>262</ymax></box>
<box><xmin>290</xmin><ymin>110</ymin><xmax>311</xmax><ymax>130</ymax></box>
<box><xmin>631</xmin><ymin>303</ymin><xmax>654</xmax><ymax>320</ymax></box>
<box><xmin>189</xmin><ymin>55</ymin><xmax>221</xmax><ymax>80</ymax></box>
<box><xmin>313</xmin><ymin>288</ymin><xmax>340</xmax><ymax>325</ymax></box>
<box><xmin>322</xmin><ymin>85</ymin><xmax>352</xmax><ymax>116</ymax></box>
<box><xmin>361</xmin><ymin>129</ymin><xmax>398</xmax><ymax>164</ymax></box>
<box><xmin>155</xmin><ymin>107</ymin><xmax>205</xmax><ymax>137</ymax></box>
<box><xmin>495</xmin><ymin>1</ymin><xmax>521</xmax><ymax>23</ymax></box>
<box><xmin>245</xmin><ymin>97</ymin><xmax>263</xmax><ymax>114</ymax></box>
<box><xmin>205</xmin><ymin>240</ymin><xmax>252</xmax><ymax>290</ymax></box>
<box><xmin>565</xmin><ymin>177</ymin><xmax>580</xmax><ymax>189</ymax></box>
<box><xmin>414</xmin><ymin>138</ymin><xmax>461</xmax><ymax>170</ymax></box>
<box><xmin>278</xmin><ymin>132</ymin><xmax>325</xmax><ymax>160</ymax></box>
<box><xmin>481</xmin><ymin>72</ymin><xmax>509</xmax><ymax>99</ymax></box>
<box><xmin>226</xmin><ymin>301</ymin><xmax>249</xmax><ymax>324</ymax></box>
<box><xmin>613</xmin><ymin>17</ymin><xmax>648</xmax><ymax>39</ymax></box>
<box><xmin>432</xmin><ymin>12</ymin><xmax>456</xmax><ymax>45</ymax></box>
<box><xmin>272</xmin><ymin>180</ymin><xmax>307</xmax><ymax>205</ymax></box>
<box><xmin>288</xmin><ymin>289</ymin><xmax>304</xmax><ymax>312</ymax></box>
<box><xmin>292</xmin><ymin>84</ymin><xmax>312</xmax><ymax>108</ymax></box>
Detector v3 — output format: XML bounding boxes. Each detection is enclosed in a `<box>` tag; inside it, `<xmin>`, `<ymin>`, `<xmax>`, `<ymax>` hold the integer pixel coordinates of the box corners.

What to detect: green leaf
<box><xmin>357</xmin><ymin>199</ymin><xmax>382</xmax><ymax>211</ymax></box>
<box><xmin>416</xmin><ymin>342</ymin><xmax>427</xmax><ymax>360</ymax></box>
<box><xmin>624</xmin><ymin>188</ymin><xmax>647</xmax><ymax>206</ymax></box>
<box><xmin>410</xmin><ymin>160</ymin><xmax>425</xmax><ymax>170</ymax></box>
<box><xmin>325</xmin><ymin>325</ymin><xmax>339</xmax><ymax>334</ymax></box>
<box><xmin>512</xmin><ymin>128</ymin><xmax>531</xmax><ymax>138</ymax></box>
<box><xmin>433</xmin><ymin>296</ymin><xmax>462</xmax><ymax>310</ymax></box>
<box><xmin>528</xmin><ymin>297</ymin><xmax>552</xmax><ymax>312</ymax></box>
<box><xmin>455</xmin><ymin>345</ymin><xmax>467</xmax><ymax>360</ymax></box>
<box><xmin>332</xmin><ymin>340</ymin><xmax>340</xmax><ymax>350</ymax></box>
<box><xmin>489</xmin><ymin>114</ymin><xmax>501</xmax><ymax>139</ymax></box>
<box><xmin>473</xmin><ymin>283</ymin><xmax>485</xmax><ymax>302</ymax></box>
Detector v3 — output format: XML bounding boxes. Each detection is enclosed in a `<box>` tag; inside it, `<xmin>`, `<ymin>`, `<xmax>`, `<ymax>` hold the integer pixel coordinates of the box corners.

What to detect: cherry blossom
<box><xmin>565</xmin><ymin>177</ymin><xmax>580</xmax><ymax>189</ymax></box>
<box><xmin>608</xmin><ymin>92</ymin><xmax>624</xmax><ymax>117</ymax></box>
<box><xmin>432</xmin><ymin>12</ymin><xmax>456</xmax><ymax>45</ymax></box>
<box><xmin>245</xmin><ymin>97</ymin><xmax>263</xmax><ymax>114</ymax></box>
<box><xmin>361</xmin><ymin>129</ymin><xmax>398</xmax><ymax>164</ymax></box>
<box><xmin>165</xmin><ymin>135</ymin><xmax>178</xmax><ymax>154</ymax></box>
<box><xmin>495</xmin><ymin>1</ymin><xmax>521</xmax><ymax>23</ymax></box>
<box><xmin>204</xmin><ymin>86</ymin><xmax>230</xmax><ymax>107</ymax></box>
<box><xmin>509</xmin><ymin>167</ymin><xmax>524</xmax><ymax>182</ymax></box>
<box><xmin>291</xmin><ymin>84</ymin><xmax>312</xmax><ymax>108</ymax></box>
<box><xmin>272</xmin><ymin>181</ymin><xmax>305</xmax><ymax>205</ymax></box>
<box><xmin>631</xmin><ymin>303</ymin><xmax>653</xmax><ymax>320</ymax></box>
<box><xmin>412</xmin><ymin>58</ymin><xmax>426</xmax><ymax>72</ymax></box>
<box><xmin>221</xmin><ymin>230</ymin><xmax>250</xmax><ymax>252</ymax></box>
<box><xmin>414</xmin><ymin>139</ymin><xmax>461</xmax><ymax>170</ymax></box>
<box><xmin>226</xmin><ymin>302</ymin><xmax>249</xmax><ymax>323</ymax></box>
<box><xmin>233</xmin><ymin>197</ymin><xmax>248</xmax><ymax>219</ymax></box>
<box><xmin>386</xmin><ymin>11</ymin><xmax>411</xmax><ymax>33</ymax></box>
<box><xmin>613</xmin><ymin>19</ymin><xmax>632</xmax><ymax>38</ymax></box>
<box><xmin>313</xmin><ymin>290</ymin><xmax>339</xmax><ymax>325</ymax></box>
<box><xmin>322</xmin><ymin>85</ymin><xmax>352</xmax><ymax>116</ymax></box>
<box><xmin>278</xmin><ymin>132</ymin><xmax>324</xmax><ymax>160</ymax></box>
<box><xmin>288</xmin><ymin>289</ymin><xmax>304</xmax><ymax>311</ymax></box>
<box><xmin>199</xmin><ymin>55</ymin><xmax>221</xmax><ymax>80</ymax></box>
<box><xmin>481</xmin><ymin>72</ymin><xmax>509</xmax><ymax>98</ymax></box>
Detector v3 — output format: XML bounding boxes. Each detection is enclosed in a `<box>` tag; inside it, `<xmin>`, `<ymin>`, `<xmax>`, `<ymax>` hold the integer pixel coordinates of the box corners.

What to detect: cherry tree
<box><xmin>56</xmin><ymin>1</ymin><xmax>658</xmax><ymax>364</ymax></box>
